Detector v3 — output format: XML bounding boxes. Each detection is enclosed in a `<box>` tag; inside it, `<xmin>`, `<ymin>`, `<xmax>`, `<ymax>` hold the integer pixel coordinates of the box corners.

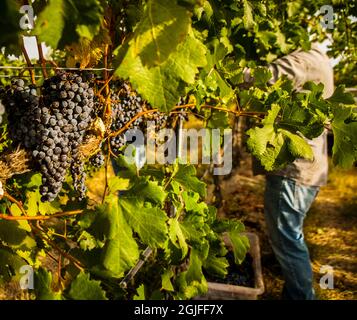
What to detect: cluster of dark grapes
<box><xmin>70</xmin><ymin>159</ymin><xmax>87</xmax><ymax>200</ymax></box>
<box><xmin>149</xmin><ymin>112</ymin><xmax>169</xmax><ymax>131</ymax></box>
<box><xmin>89</xmin><ymin>151</ymin><xmax>105</xmax><ymax>168</ymax></box>
<box><xmin>40</xmin><ymin>71</ymin><xmax>96</xmax><ymax>201</ymax></box>
<box><xmin>109</xmin><ymin>83</ymin><xmax>144</xmax><ymax>155</ymax></box>
<box><xmin>4</xmin><ymin>72</ymin><xmax>96</xmax><ymax>202</ymax></box>
<box><xmin>4</xmin><ymin>79</ymin><xmax>40</xmax><ymax>149</ymax></box>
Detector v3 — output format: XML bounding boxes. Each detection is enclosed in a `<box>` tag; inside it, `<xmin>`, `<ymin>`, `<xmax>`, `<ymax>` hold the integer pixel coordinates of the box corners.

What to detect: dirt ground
<box><xmin>215</xmin><ymin>156</ymin><xmax>357</xmax><ymax>300</ymax></box>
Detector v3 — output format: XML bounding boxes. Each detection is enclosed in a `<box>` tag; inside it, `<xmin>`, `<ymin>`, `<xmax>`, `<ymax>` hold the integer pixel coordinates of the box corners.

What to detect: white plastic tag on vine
<box><xmin>0</xmin><ymin>181</ymin><xmax>4</xmax><ymax>199</ymax></box>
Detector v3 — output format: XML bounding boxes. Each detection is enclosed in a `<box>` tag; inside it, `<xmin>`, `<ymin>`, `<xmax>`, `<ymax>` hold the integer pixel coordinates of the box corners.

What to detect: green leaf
<box><xmin>132</xmin><ymin>0</ymin><xmax>191</xmax><ymax>67</ymax></box>
<box><xmin>134</xmin><ymin>284</ymin><xmax>146</xmax><ymax>300</ymax></box>
<box><xmin>282</xmin><ymin>130</ymin><xmax>314</xmax><ymax>159</ymax></box>
<box><xmin>0</xmin><ymin>221</ymin><xmax>26</xmax><ymax>246</ymax></box>
<box><xmin>243</xmin><ymin>0</ymin><xmax>255</xmax><ymax>30</ymax></box>
<box><xmin>32</xmin><ymin>0</ymin><xmax>103</xmax><ymax>48</ymax></box>
<box><xmin>227</xmin><ymin>232</ymin><xmax>250</xmax><ymax>265</ymax></box>
<box><xmin>89</xmin><ymin>196</ymin><xmax>140</xmax><ymax>278</ymax></box>
<box><xmin>247</xmin><ymin>104</ymin><xmax>314</xmax><ymax>171</ymax></box>
<box><xmin>92</xmin><ymin>196</ymin><xmax>121</xmax><ymax>240</ymax></box>
<box><xmin>34</xmin><ymin>268</ymin><xmax>62</xmax><ymax>300</ymax></box>
<box><xmin>331</xmin><ymin>106</ymin><xmax>357</xmax><ymax>168</ymax></box>
<box><xmin>173</xmin><ymin>165</ymin><xmax>206</xmax><ymax>197</ymax></box>
<box><xmin>182</xmin><ymin>191</ymin><xmax>207</xmax><ymax>215</ymax></box>
<box><xmin>161</xmin><ymin>269</ymin><xmax>174</xmax><ymax>291</ymax></box>
<box><xmin>0</xmin><ymin>221</ymin><xmax>36</xmax><ymax>250</ymax></box>
<box><xmin>0</xmin><ymin>248</ymin><xmax>27</xmax><ymax>284</ymax></box>
<box><xmin>107</xmin><ymin>177</ymin><xmax>130</xmax><ymax>195</ymax></box>
<box><xmin>24</xmin><ymin>174</ymin><xmax>61</xmax><ymax>216</ymax></box>
<box><xmin>213</xmin><ymin>219</ymin><xmax>245</xmax><ymax>234</ymax></box>
<box><xmin>168</xmin><ymin>218</ymin><xmax>188</xmax><ymax>258</ymax></box>
<box><xmin>113</xmin><ymin>154</ymin><xmax>138</xmax><ymax>179</ymax></box>
<box><xmin>73</xmin><ymin>0</ymin><xmax>104</xmax><ymax>40</ymax></box>
<box><xmin>68</xmin><ymin>272</ymin><xmax>107</xmax><ymax>300</ymax></box>
<box><xmin>176</xmin><ymin>249</ymin><xmax>207</xmax><ymax>299</ymax></box>
<box><xmin>97</xmin><ymin>233</ymin><xmax>139</xmax><ymax>279</ymax></box>
<box><xmin>328</xmin><ymin>86</ymin><xmax>356</xmax><ymax>105</ymax></box>
<box><xmin>0</xmin><ymin>1</ymin><xmax>21</xmax><ymax>54</ymax></box>
<box><xmin>78</xmin><ymin>231</ymin><xmax>98</xmax><ymax>251</ymax></box>
<box><xmin>115</xmin><ymin>35</ymin><xmax>206</xmax><ymax>112</ymax></box>
<box><xmin>207</xmin><ymin>110</ymin><xmax>230</xmax><ymax>129</ymax></box>
<box><xmin>253</xmin><ymin>67</ymin><xmax>272</xmax><ymax>87</ymax></box>
<box><xmin>204</xmin><ymin>250</ymin><xmax>229</xmax><ymax>279</ymax></box>
<box><xmin>163</xmin><ymin>35</ymin><xmax>207</xmax><ymax>84</ymax></box>
<box><xmin>127</xmin><ymin>179</ymin><xmax>167</xmax><ymax>204</ymax></box>
<box><xmin>280</xmin><ymin>102</ymin><xmax>325</xmax><ymax>139</ymax></box>
<box><xmin>32</xmin><ymin>0</ymin><xmax>66</xmax><ymax>49</ymax></box>
<box><xmin>119</xmin><ymin>198</ymin><xmax>168</xmax><ymax>248</ymax></box>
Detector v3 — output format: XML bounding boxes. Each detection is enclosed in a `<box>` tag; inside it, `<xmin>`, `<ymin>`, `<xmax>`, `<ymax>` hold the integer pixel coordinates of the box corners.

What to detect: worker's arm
<box><xmin>243</xmin><ymin>44</ymin><xmax>334</xmax><ymax>97</ymax></box>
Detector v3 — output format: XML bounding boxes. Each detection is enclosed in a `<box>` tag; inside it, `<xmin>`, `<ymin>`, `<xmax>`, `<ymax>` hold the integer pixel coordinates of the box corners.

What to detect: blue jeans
<box><xmin>264</xmin><ymin>175</ymin><xmax>319</xmax><ymax>300</ymax></box>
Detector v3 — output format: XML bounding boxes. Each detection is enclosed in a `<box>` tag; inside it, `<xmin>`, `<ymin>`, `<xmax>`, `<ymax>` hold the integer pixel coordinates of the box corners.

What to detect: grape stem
<box><xmin>3</xmin><ymin>191</ymin><xmax>27</xmax><ymax>216</ymax></box>
<box><xmin>31</xmin><ymin>222</ymin><xmax>85</xmax><ymax>271</ymax></box>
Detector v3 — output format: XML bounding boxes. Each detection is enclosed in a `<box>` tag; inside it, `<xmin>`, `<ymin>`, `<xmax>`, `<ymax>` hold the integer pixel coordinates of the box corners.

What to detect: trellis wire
<box><xmin>0</xmin><ymin>66</ymin><xmax>115</xmax><ymax>71</ymax></box>
<box><xmin>0</xmin><ymin>75</ymin><xmax>42</xmax><ymax>78</ymax></box>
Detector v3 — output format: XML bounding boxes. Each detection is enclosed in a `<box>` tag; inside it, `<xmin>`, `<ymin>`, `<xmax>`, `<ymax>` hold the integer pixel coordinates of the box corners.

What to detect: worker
<box><xmin>244</xmin><ymin>43</ymin><xmax>334</xmax><ymax>299</ymax></box>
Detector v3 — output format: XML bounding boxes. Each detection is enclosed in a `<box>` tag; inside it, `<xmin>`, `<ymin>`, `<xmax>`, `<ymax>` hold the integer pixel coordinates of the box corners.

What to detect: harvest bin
<box><xmin>197</xmin><ymin>232</ymin><xmax>264</xmax><ymax>300</ymax></box>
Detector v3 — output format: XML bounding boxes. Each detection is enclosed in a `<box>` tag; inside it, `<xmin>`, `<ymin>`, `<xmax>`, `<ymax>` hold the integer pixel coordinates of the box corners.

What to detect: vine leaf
<box><xmin>132</xmin><ymin>0</ymin><xmax>191</xmax><ymax>67</ymax></box>
<box><xmin>243</xmin><ymin>0</ymin><xmax>255</xmax><ymax>30</ymax></box>
<box><xmin>98</xmin><ymin>233</ymin><xmax>139</xmax><ymax>279</ymax></box>
<box><xmin>227</xmin><ymin>232</ymin><xmax>250</xmax><ymax>265</ymax></box>
<box><xmin>24</xmin><ymin>174</ymin><xmax>61</xmax><ymax>216</ymax></box>
<box><xmin>176</xmin><ymin>249</ymin><xmax>207</xmax><ymax>299</ymax></box>
<box><xmin>34</xmin><ymin>268</ymin><xmax>62</xmax><ymax>300</ymax></box>
<box><xmin>0</xmin><ymin>248</ymin><xmax>27</xmax><ymax>284</ymax></box>
<box><xmin>161</xmin><ymin>269</ymin><xmax>175</xmax><ymax>292</ymax></box>
<box><xmin>32</xmin><ymin>0</ymin><xmax>66</xmax><ymax>49</ymax></box>
<box><xmin>127</xmin><ymin>179</ymin><xmax>167</xmax><ymax>204</ymax></box>
<box><xmin>0</xmin><ymin>1</ymin><xmax>21</xmax><ymax>54</ymax></box>
<box><xmin>133</xmin><ymin>284</ymin><xmax>146</xmax><ymax>300</ymax></box>
<box><xmin>168</xmin><ymin>218</ymin><xmax>188</xmax><ymax>258</ymax></box>
<box><xmin>115</xmin><ymin>35</ymin><xmax>206</xmax><ymax>112</ymax></box>
<box><xmin>172</xmin><ymin>165</ymin><xmax>206</xmax><ymax>197</ymax></box>
<box><xmin>68</xmin><ymin>272</ymin><xmax>107</xmax><ymax>300</ymax></box>
<box><xmin>107</xmin><ymin>177</ymin><xmax>130</xmax><ymax>195</ymax></box>
<box><xmin>72</xmin><ymin>0</ymin><xmax>104</xmax><ymax>41</ymax></box>
<box><xmin>328</xmin><ymin>86</ymin><xmax>355</xmax><ymax>105</ymax></box>
<box><xmin>182</xmin><ymin>191</ymin><xmax>207</xmax><ymax>215</ymax></box>
<box><xmin>119</xmin><ymin>198</ymin><xmax>168</xmax><ymax>248</ymax></box>
<box><xmin>0</xmin><ymin>221</ymin><xmax>36</xmax><ymax>250</ymax></box>
<box><xmin>90</xmin><ymin>196</ymin><xmax>139</xmax><ymax>278</ymax></box>
<box><xmin>32</xmin><ymin>0</ymin><xmax>103</xmax><ymax>49</ymax></box>
<box><xmin>331</xmin><ymin>106</ymin><xmax>357</xmax><ymax>168</ymax></box>
<box><xmin>163</xmin><ymin>35</ymin><xmax>207</xmax><ymax>84</ymax></box>
<box><xmin>247</xmin><ymin>104</ymin><xmax>313</xmax><ymax>171</ymax></box>
<box><xmin>203</xmin><ymin>247</ymin><xmax>229</xmax><ymax>279</ymax></box>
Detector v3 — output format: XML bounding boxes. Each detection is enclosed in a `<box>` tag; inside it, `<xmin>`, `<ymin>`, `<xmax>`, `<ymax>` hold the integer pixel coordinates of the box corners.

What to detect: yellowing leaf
<box><xmin>132</xmin><ymin>0</ymin><xmax>191</xmax><ymax>66</ymax></box>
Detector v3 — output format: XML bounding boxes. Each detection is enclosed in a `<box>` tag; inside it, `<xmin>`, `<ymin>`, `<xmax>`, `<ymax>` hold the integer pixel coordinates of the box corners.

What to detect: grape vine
<box><xmin>0</xmin><ymin>0</ymin><xmax>355</xmax><ymax>301</ymax></box>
